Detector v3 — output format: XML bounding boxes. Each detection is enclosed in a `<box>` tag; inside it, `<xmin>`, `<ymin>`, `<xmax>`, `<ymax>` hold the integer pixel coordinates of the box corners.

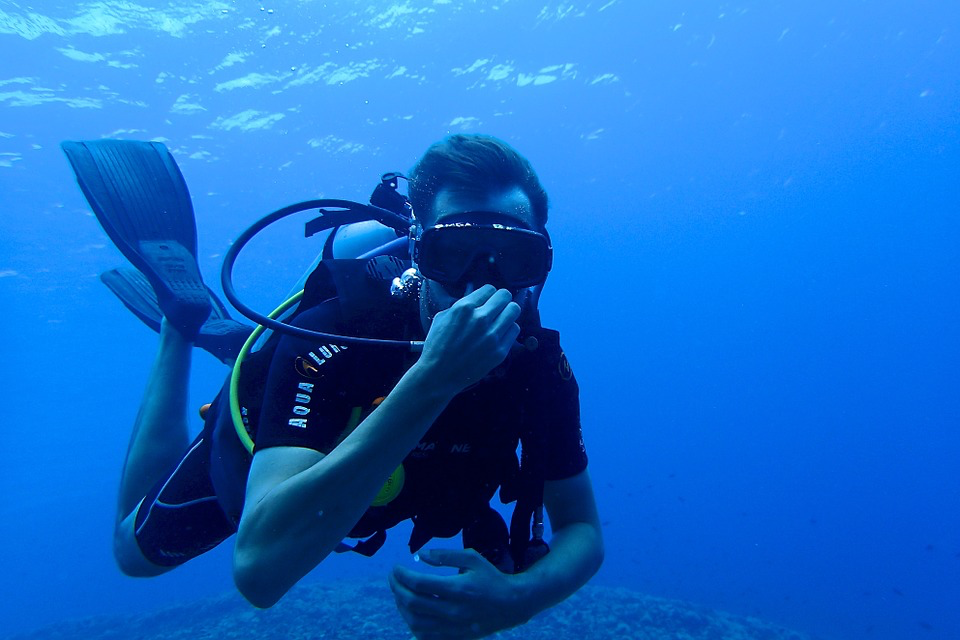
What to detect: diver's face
<box><xmin>418</xmin><ymin>186</ymin><xmax>537</xmax><ymax>333</ymax></box>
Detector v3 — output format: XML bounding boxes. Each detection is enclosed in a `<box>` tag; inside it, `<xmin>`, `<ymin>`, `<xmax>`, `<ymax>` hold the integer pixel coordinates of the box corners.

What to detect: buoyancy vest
<box><xmin>211</xmin><ymin>256</ymin><xmax>549</xmax><ymax>572</ymax></box>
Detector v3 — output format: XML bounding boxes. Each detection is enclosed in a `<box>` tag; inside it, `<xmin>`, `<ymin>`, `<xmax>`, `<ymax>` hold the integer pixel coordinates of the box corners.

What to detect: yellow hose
<box><xmin>230</xmin><ymin>290</ymin><xmax>305</xmax><ymax>454</ymax></box>
<box><xmin>227</xmin><ymin>289</ymin><xmax>404</xmax><ymax>506</ymax></box>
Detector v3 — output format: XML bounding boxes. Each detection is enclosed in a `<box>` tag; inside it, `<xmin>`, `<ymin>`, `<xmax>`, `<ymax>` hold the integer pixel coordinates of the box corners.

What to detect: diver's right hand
<box><xmin>418</xmin><ymin>285</ymin><xmax>521</xmax><ymax>394</ymax></box>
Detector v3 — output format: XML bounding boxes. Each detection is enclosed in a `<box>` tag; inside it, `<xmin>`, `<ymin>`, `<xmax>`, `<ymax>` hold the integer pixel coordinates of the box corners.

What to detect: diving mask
<box><xmin>413</xmin><ymin>221</ymin><xmax>553</xmax><ymax>291</ymax></box>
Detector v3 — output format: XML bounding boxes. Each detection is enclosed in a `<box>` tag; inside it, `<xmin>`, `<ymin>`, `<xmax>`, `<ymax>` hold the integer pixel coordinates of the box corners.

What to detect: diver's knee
<box><xmin>113</xmin><ymin>513</ymin><xmax>170</xmax><ymax>578</ymax></box>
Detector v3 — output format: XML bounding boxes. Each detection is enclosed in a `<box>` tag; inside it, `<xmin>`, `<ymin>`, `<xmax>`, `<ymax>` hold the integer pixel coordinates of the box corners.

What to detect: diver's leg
<box><xmin>116</xmin><ymin>320</ymin><xmax>194</xmax><ymax>524</ymax></box>
<box><xmin>113</xmin><ymin>422</ymin><xmax>237</xmax><ymax>577</ymax></box>
<box><xmin>114</xmin><ymin>507</ymin><xmax>171</xmax><ymax>577</ymax></box>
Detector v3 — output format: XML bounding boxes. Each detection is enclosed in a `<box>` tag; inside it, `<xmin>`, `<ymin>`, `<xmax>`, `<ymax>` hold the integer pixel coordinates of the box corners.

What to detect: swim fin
<box><xmin>62</xmin><ymin>139</ymin><xmax>212</xmax><ymax>339</ymax></box>
<box><xmin>101</xmin><ymin>268</ymin><xmax>252</xmax><ymax>363</ymax></box>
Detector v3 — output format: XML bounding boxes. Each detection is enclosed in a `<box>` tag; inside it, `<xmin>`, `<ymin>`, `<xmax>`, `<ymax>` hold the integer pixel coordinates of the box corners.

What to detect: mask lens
<box><xmin>418</xmin><ymin>224</ymin><xmax>550</xmax><ymax>288</ymax></box>
<box><xmin>419</xmin><ymin>226</ymin><xmax>475</xmax><ymax>282</ymax></box>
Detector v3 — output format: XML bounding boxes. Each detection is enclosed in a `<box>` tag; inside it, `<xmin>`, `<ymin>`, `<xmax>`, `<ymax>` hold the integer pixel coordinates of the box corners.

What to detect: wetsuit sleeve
<box><xmin>530</xmin><ymin>334</ymin><xmax>588</xmax><ymax>481</ymax></box>
<box><xmin>253</xmin><ymin>301</ymin><xmax>359</xmax><ymax>454</ymax></box>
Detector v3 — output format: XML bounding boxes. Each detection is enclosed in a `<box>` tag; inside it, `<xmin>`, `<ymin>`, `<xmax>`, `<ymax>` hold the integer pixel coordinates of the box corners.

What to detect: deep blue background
<box><xmin>2</xmin><ymin>2</ymin><xmax>958</xmax><ymax>638</ymax></box>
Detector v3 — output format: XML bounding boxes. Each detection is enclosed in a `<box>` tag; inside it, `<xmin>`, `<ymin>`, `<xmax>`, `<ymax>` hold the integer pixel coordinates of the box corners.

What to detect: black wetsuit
<box><xmin>133</xmin><ymin>269</ymin><xmax>586</xmax><ymax>569</ymax></box>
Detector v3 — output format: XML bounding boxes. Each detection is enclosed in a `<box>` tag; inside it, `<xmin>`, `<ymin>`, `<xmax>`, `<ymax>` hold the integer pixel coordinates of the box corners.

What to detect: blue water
<box><xmin>2</xmin><ymin>2</ymin><xmax>958</xmax><ymax>638</ymax></box>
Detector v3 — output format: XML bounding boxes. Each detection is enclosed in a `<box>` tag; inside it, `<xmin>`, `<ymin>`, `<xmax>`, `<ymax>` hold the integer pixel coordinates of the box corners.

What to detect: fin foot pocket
<box><xmin>137</xmin><ymin>240</ymin><xmax>212</xmax><ymax>339</ymax></box>
<box><xmin>101</xmin><ymin>267</ymin><xmax>252</xmax><ymax>363</ymax></box>
<box><xmin>196</xmin><ymin>320</ymin><xmax>254</xmax><ymax>363</ymax></box>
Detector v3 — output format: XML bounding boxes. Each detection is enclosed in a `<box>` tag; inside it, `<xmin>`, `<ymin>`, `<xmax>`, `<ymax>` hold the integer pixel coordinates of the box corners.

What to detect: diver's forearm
<box><xmin>509</xmin><ymin>521</ymin><xmax>605</xmax><ymax>622</ymax></box>
<box><xmin>234</xmin><ymin>362</ymin><xmax>456</xmax><ymax>607</ymax></box>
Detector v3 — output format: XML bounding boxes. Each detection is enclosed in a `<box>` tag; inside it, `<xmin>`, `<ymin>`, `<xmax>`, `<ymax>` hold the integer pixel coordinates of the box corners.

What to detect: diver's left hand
<box><xmin>388</xmin><ymin>548</ymin><xmax>529</xmax><ymax>640</ymax></box>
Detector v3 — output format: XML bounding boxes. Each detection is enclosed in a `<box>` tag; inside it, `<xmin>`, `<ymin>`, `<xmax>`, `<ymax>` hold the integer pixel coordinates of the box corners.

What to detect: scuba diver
<box><xmin>62</xmin><ymin>134</ymin><xmax>603</xmax><ymax>639</ymax></box>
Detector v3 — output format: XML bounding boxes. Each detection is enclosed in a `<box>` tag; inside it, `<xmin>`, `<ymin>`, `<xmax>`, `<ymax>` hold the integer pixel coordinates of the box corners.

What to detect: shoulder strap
<box><xmin>509</xmin><ymin>420</ymin><xmax>548</xmax><ymax>571</ymax></box>
<box><xmin>506</xmin><ymin>328</ymin><xmax>566</xmax><ymax>571</ymax></box>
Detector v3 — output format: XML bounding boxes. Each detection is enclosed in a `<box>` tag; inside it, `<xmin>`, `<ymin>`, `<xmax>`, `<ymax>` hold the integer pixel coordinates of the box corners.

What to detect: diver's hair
<box><xmin>408</xmin><ymin>134</ymin><xmax>549</xmax><ymax>229</ymax></box>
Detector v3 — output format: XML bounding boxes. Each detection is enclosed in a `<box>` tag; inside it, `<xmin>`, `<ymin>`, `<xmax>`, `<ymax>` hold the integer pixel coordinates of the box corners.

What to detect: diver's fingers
<box><xmin>475</xmin><ymin>288</ymin><xmax>515</xmax><ymax>320</ymax></box>
<box><xmin>457</xmin><ymin>284</ymin><xmax>498</xmax><ymax>308</ymax></box>
<box><xmin>490</xmin><ymin>302</ymin><xmax>521</xmax><ymax>342</ymax></box>
<box><xmin>490</xmin><ymin>299</ymin><xmax>522</xmax><ymax>330</ymax></box>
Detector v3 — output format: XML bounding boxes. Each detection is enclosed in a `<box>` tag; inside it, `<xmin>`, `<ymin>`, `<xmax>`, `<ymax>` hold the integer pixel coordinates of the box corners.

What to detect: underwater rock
<box><xmin>9</xmin><ymin>579</ymin><xmax>813</xmax><ymax>640</ymax></box>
